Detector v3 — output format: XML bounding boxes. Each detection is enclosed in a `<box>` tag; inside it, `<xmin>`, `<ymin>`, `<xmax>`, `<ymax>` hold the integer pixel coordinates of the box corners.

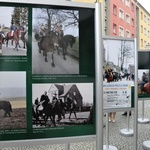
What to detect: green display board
<box><xmin>0</xmin><ymin>2</ymin><xmax>95</xmax><ymax>141</ymax></box>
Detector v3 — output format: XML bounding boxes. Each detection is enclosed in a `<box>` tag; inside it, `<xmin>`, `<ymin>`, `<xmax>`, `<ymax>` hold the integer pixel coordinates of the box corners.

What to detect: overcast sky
<box><xmin>0</xmin><ymin>72</ymin><xmax>26</xmax><ymax>88</ymax></box>
<box><xmin>137</xmin><ymin>0</ymin><xmax>150</xmax><ymax>13</ymax></box>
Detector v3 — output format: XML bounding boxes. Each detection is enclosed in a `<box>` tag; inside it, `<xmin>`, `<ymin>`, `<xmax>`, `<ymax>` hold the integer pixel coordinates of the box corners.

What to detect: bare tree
<box><xmin>34</xmin><ymin>8</ymin><xmax>79</xmax><ymax>33</ymax></box>
<box><xmin>119</xmin><ymin>40</ymin><xmax>134</xmax><ymax>71</ymax></box>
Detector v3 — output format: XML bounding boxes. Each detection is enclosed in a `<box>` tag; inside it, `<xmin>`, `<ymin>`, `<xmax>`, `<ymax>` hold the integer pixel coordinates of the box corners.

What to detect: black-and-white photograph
<box><xmin>32</xmin><ymin>83</ymin><xmax>93</xmax><ymax>127</ymax></box>
<box><xmin>0</xmin><ymin>7</ymin><xmax>28</xmax><ymax>56</ymax></box>
<box><xmin>0</xmin><ymin>71</ymin><xmax>26</xmax><ymax>129</ymax></box>
<box><xmin>32</xmin><ymin>8</ymin><xmax>79</xmax><ymax>74</ymax></box>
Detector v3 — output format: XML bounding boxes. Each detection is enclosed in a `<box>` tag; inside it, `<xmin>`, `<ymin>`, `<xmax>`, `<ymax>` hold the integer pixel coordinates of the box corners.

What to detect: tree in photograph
<box><xmin>11</xmin><ymin>7</ymin><xmax>28</xmax><ymax>27</ymax></box>
<box><xmin>34</xmin><ymin>8</ymin><xmax>79</xmax><ymax>35</ymax></box>
<box><xmin>119</xmin><ymin>40</ymin><xmax>134</xmax><ymax>71</ymax></box>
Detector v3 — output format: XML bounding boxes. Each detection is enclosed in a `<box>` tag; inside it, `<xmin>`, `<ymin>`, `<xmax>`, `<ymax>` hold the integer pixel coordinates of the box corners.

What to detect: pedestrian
<box><xmin>109</xmin><ymin>112</ymin><xmax>116</xmax><ymax>123</ymax></box>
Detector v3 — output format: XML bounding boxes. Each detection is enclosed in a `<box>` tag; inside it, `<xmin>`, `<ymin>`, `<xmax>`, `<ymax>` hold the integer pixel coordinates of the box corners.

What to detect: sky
<box><xmin>137</xmin><ymin>0</ymin><xmax>150</xmax><ymax>13</ymax></box>
<box><xmin>0</xmin><ymin>71</ymin><xmax>26</xmax><ymax>88</ymax></box>
<box><xmin>0</xmin><ymin>7</ymin><xmax>13</xmax><ymax>27</ymax></box>
<box><xmin>103</xmin><ymin>39</ymin><xmax>134</xmax><ymax>69</ymax></box>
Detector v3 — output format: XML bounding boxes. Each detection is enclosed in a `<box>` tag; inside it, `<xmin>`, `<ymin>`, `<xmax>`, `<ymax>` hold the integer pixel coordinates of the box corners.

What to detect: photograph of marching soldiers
<box><xmin>32</xmin><ymin>83</ymin><xmax>93</xmax><ymax>127</ymax></box>
<box><xmin>0</xmin><ymin>7</ymin><xmax>28</xmax><ymax>56</ymax></box>
<box><xmin>0</xmin><ymin>71</ymin><xmax>26</xmax><ymax>129</ymax></box>
<box><xmin>32</xmin><ymin>8</ymin><xmax>79</xmax><ymax>74</ymax></box>
<box><xmin>138</xmin><ymin>69</ymin><xmax>150</xmax><ymax>94</ymax></box>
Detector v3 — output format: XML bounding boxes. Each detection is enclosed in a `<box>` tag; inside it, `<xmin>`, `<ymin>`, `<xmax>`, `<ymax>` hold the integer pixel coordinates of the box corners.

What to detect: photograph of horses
<box><xmin>103</xmin><ymin>38</ymin><xmax>135</xmax><ymax>108</ymax></box>
<box><xmin>138</xmin><ymin>69</ymin><xmax>150</xmax><ymax>94</ymax></box>
<box><xmin>0</xmin><ymin>71</ymin><xmax>26</xmax><ymax>130</ymax></box>
<box><xmin>0</xmin><ymin>7</ymin><xmax>28</xmax><ymax>56</ymax></box>
<box><xmin>32</xmin><ymin>83</ymin><xmax>93</xmax><ymax>128</ymax></box>
<box><xmin>32</xmin><ymin>7</ymin><xmax>79</xmax><ymax>74</ymax></box>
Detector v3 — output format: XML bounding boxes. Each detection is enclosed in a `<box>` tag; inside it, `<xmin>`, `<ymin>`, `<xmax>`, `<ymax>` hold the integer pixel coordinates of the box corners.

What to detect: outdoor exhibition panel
<box><xmin>103</xmin><ymin>36</ymin><xmax>135</xmax><ymax>112</ymax></box>
<box><xmin>102</xmin><ymin>36</ymin><xmax>138</xmax><ymax>150</ymax></box>
<box><xmin>0</xmin><ymin>0</ymin><xmax>96</xmax><ymax>146</ymax></box>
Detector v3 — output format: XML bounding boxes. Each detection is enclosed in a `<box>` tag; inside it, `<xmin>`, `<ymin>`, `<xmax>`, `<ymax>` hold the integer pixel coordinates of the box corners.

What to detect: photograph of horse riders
<box><xmin>32</xmin><ymin>8</ymin><xmax>79</xmax><ymax>74</ymax></box>
<box><xmin>32</xmin><ymin>83</ymin><xmax>93</xmax><ymax>128</ymax></box>
<box><xmin>138</xmin><ymin>69</ymin><xmax>150</xmax><ymax>94</ymax></box>
<box><xmin>0</xmin><ymin>7</ymin><xmax>28</xmax><ymax>56</ymax></box>
<box><xmin>0</xmin><ymin>71</ymin><xmax>26</xmax><ymax>130</ymax></box>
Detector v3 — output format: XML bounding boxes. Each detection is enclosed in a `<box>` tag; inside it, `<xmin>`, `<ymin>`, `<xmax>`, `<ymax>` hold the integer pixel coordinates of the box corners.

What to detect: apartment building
<box><xmin>73</xmin><ymin>0</ymin><xmax>150</xmax><ymax>50</ymax></box>
<box><xmin>103</xmin><ymin>0</ymin><xmax>136</xmax><ymax>38</ymax></box>
<box><xmin>135</xmin><ymin>1</ymin><xmax>150</xmax><ymax>50</ymax></box>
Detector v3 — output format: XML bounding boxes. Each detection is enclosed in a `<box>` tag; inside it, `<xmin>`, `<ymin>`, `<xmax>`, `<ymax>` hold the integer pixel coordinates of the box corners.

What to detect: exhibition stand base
<box><xmin>138</xmin><ymin>118</ymin><xmax>150</xmax><ymax>124</ymax></box>
<box><xmin>103</xmin><ymin>145</ymin><xmax>118</xmax><ymax>150</ymax></box>
<box><xmin>142</xmin><ymin>141</ymin><xmax>150</xmax><ymax>150</ymax></box>
<box><xmin>120</xmin><ymin>129</ymin><xmax>134</xmax><ymax>137</ymax></box>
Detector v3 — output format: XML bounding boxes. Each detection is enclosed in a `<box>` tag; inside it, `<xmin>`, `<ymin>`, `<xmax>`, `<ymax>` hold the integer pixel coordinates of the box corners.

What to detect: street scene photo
<box><xmin>32</xmin><ymin>8</ymin><xmax>79</xmax><ymax>74</ymax></box>
<box><xmin>0</xmin><ymin>7</ymin><xmax>28</xmax><ymax>56</ymax></box>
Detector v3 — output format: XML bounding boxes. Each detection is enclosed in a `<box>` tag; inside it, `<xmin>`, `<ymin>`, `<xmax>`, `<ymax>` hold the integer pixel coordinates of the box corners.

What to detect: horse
<box><xmin>33</xmin><ymin>98</ymin><xmax>65</xmax><ymax>127</ymax></box>
<box><xmin>65</xmin><ymin>97</ymin><xmax>77</xmax><ymax>119</ymax></box>
<box><xmin>38</xmin><ymin>31</ymin><xmax>59</xmax><ymax>67</ymax></box>
<box><xmin>138</xmin><ymin>79</ymin><xmax>150</xmax><ymax>94</ymax></box>
<box><xmin>5</xmin><ymin>29</ymin><xmax>22</xmax><ymax>51</ymax></box>
<box><xmin>0</xmin><ymin>101</ymin><xmax>12</xmax><ymax>117</ymax></box>
<box><xmin>19</xmin><ymin>31</ymin><xmax>28</xmax><ymax>49</ymax></box>
<box><xmin>56</xmin><ymin>34</ymin><xmax>76</xmax><ymax>60</ymax></box>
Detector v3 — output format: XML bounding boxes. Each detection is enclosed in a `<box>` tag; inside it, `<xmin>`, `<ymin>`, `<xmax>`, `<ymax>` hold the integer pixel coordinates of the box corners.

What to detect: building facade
<box><xmin>136</xmin><ymin>1</ymin><xmax>150</xmax><ymax>50</ymax></box>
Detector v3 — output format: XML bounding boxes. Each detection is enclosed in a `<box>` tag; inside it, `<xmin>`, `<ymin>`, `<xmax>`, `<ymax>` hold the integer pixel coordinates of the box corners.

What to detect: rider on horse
<box><xmin>10</xmin><ymin>22</ymin><xmax>17</xmax><ymax>37</ymax></box>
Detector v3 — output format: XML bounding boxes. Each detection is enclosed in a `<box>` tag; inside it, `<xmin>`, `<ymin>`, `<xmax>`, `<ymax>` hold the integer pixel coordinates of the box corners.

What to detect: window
<box><xmin>141</xmin><ymin>39</ymin><xmax>143</xmax><ymax>47</ymax></box>
<box><xmin>126</xmin><ymin>30</ymin><xmax>130</xmax><ymax>38</ymax></box>
<box><xmin>144</xmin><ymin>41</ymin><xmax>147</xmax><ymax>48</ymax></box>
<box><xmin>119</xmin><ymin>26</ymin><xmax>124</xmax><ymax>37</ymax></box>
<box><xmin>131</xmin><ymin>18</ymin><xmax>134</xmax><ymax>26</ymax></box>
<box><xmin>141</xmin><ymin>25</ymin><xmax>143</xmax><ymax>33</ymax></box>
<box><xmin>126</xmin><ymin>0</ymin><xmax>130</xmax><ymax>7</ymax></box>
<box><xmin>144</xmin><ymin>28</ymin><xmax>147</xmax><ymax>35</ymax></box>
<box><xmin>131</xmin><ymin>2</ymin><xmax>134</xmax><ymax>11</ymax></box>
<box><xmin>144</xmin><ymin>15</ymin><xmax>147</xmax><ymax>22</ymax></box>
<box><xmin>131</xmin><ymin>33</ymin><xmax>134</xmax><ymax>38</ymax></box>
<box><xmin>141</xmin><ymin>12</ymin><xmax>143</xmax><ymax>20</ymax></box>
<box><xmin>120</xmin><ymin>0</ymin><xmax>124</xmax><ymax>2</ymax></box>
<box><xmin>113</xmin><ymin>4</ymin><xmax>117</xmax><ymax>15</ymax></box>
<box><xmin>113</xmin><ymin>24</ymin><xmax>117</xmax><ymax>34</ymax></box>
<box><xmin>126</xmin><ymin>14</ymin><xmax>130</xmax><ymax>23</ymax></box>
<box><xmin>148</xmin><ymin>31</ymin><xmax>150</xmax><ymax>37</ymax></box>
<box><xmin>119</xmin><ymin>9</ymin><xmax>124</xmax><ymax>19</ymax></box>
<box><xmin>147</xmin><ymin>18</ymin><xmax>149</xmax><ymax>25</ymax></box>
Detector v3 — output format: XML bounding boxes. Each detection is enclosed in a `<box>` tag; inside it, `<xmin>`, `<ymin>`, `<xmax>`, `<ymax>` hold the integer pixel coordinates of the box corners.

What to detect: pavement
<box><xmin>1</xmin><ymin>100</ymin><xmax>150</xmax><ymax>150</ymax></box>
